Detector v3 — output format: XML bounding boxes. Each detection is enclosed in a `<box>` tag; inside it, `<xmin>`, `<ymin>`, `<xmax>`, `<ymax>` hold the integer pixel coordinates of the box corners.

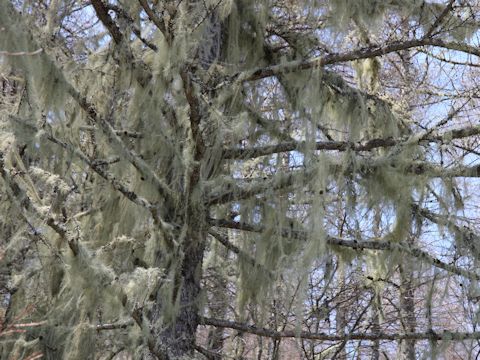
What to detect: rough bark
<box><xmin>146</xmin><ymin>228</ymin><xmax>206</xmax><ymax>359</ymax></box>
<box><xmin>371</xmin><ymin>296</ymin><xmax>381</xmax><ymax>360</ymax></box>
<box><xmin>398</xmin><ymin>265</ymin><xmax>416</xmax><ymax>360</ymax></box>
<box><xmin>206</xmin><ymin>249</ymin><xmax>228</xmax><ymax>359</ymax></box>
<box><xmin>335</xmin><ymin>264</ymin><xmax>347</xmax><ymax>360</ymax></box>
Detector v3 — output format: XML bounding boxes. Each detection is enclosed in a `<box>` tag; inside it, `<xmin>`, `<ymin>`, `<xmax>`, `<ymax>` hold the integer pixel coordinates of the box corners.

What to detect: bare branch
<box><xmin>200</xmin><ymin>317</ymin><xmax>480</xmax><ymax>342</ymax></box>
<box><xmin>90</xmin><ymin>0</ymin><xmax>124</xmax><ymax>45</ymax></box>
<box><xmin>137</xmin><ymin>0</ymin><xmax>169</xmax><ymax>44</ymax></box>
<box><xmin>95</xmin><ymin>320</ymin><xmax>134</xmax><ymax>331</ymax></box>
<box><xmin>105</xmin><ymin>3</ymin><xmax>158</xmax><ymax>51</ymax></box>
<box><xmin>423</xmin><ymin>0</ymin><xmax>457</xmax><ymax>39</ymax></box>
<box><xmin>0</xmin><ymin>49</ymin><xmax>42</xmax><ymax>56</ymax></box>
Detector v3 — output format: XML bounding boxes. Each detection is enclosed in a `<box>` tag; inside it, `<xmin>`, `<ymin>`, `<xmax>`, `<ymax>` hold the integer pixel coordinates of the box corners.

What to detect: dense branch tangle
<box><xmin>1</xmin><ymin>1</ymin><xmax>480</xmax><ymax>359</ymax></box>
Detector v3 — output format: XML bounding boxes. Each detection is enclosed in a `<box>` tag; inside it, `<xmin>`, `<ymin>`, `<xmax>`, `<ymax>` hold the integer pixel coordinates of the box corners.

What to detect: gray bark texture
<box><xmin>147</xmin><ymin>232</ymin><xmax>206</xmax><ymax>359</ymax></box>
<box><xmin>398</xmin><ymin>265</ymin><xmax>416</xmax><ymax>360</ymax></box>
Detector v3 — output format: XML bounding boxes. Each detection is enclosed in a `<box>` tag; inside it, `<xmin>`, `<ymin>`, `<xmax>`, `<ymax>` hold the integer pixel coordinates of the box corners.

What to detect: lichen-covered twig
<box><xmin>228</xmin><ymin>38</ymin><xmax>480</xmax><ymax>83</ymax></box>
<box><xmin>223</xmin><ymin>123</ymin><xmax>480</xmax><ymax>159</ymax></box>
<box><xmin>210</xmin><ymin>218</ymin><xmax>480</xmax><ymax>281</ymax></box>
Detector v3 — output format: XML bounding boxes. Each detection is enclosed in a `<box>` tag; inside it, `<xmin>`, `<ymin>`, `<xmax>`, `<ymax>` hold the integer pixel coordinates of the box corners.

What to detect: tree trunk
<box><xmin>147</xmin><ymin>230</ymin><xmax>206</xmax><ymax>359</ymax></box>
<box><xmin>398</xmin><ymin>265</ymin><xmax>416</xmax><ymax>360</ymax></box>
<box><xmin>335</xmin><ymin>263</ymin><xmax>347</xmax><ymax>360</ymax></box>
<box><xmin>145</xmin><ymin>6</ymin><xmax>223</xmax><ymax>358</ymax></box>
<box><xmin>371</xmin><ymin>209</ymin><xmax>381</xmax><ymax>360</ymax></box>
<box><xmin>370</xmin><ymin>298</ymin><xmax>380</xmax><ymax>360</ymax></box>
<box><xmin>206</xmin><ymin>250</ymin><xmax>228</xmax><ymax>359</ymax></box>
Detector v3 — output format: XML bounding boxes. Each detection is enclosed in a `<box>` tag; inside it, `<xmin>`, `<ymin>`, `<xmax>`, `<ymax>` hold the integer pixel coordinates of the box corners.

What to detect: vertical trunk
<box><xmin>206</xmin><ymin>248</ymin><xmax>227</xmax><ymax>360</ymax></box>
<box><xmin>371</xmin><ymin>208</ymin><xmax>381</xmax><ymax>360</ymax></box>
<box><xmin>398</xmin><ymin>221</ymin><xmax>417</xmax><ymax>360</ymax></box>
<box><xmin>370</xmin><ymin>295</ymin><xmax>380</xmax><ymax>360</ymax></box>
<box><xmin>234</xmin><ymin>332</ymin><xmax>246</xmax><ymax>360</ymax></box>
<box><xmin>148</xmin><ymin>230</ymin><xmax>206</xmax><ymax>359</ymax></box>
<box><xmin>270</xmin><ymin>339</ymin><xmax>280</xmax><ymax>360</ymax></box>
<box><xmin>207</xmin><ymin>323</ymin><xmax>224</xmax><ymax>359</ymax></box>
<box><xmin>335</xmin><ymin>263</ymin><xmax>347</xmax><ymax>360</ymax></box>
<box><xmin>398</xmin><ymin>265</ymin><xmax>416</xmax><ymax>360</ymax></box>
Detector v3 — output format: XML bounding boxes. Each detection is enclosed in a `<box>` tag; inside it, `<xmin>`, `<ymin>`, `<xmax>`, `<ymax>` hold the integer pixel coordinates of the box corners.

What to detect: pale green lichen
<box><xmin>0</xmin><ymin>0</ymin><xmax>475</xmax><ymax>358</ymax></box>
<box><xmin>328</xmin><ymin>0</ymin><xmax>480</xmax><ymax>41</ymax></box>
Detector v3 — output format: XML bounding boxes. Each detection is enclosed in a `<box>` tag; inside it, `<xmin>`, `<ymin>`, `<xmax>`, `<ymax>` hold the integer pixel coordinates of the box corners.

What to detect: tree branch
<box><xmin>10</xmin><ymin>116</ymin><xmax>158</xmax><ymax>216</ymax></box>
<box><xmin>0</xmin><ymin>49</ymin><xmax>43</xmax><ymax>56</ymax></box>
<box><xmin>407</xmin><ymin>161</ymin><xmax>480</xmax><ymax>178</ymax></box>
<box><xmin>90</xmin><ymin>0</ymin><xmax>124</xmax><ymax>45</ymax></box>
<box><xmin>206</xmin><ymin>167</ymin><xmax>310</xmax><ymax>206</ymax></box>
<box><xmin>223</xmin><ymin>122</ymin><xmax>480</xmax><ymax>159</ymax></box>
<box><xmin>137</xmin><ymin>0</ymin><xmax>169</xmax><ymax>44</ymax></box>
<box><xmin>78</xmin><ymin>125</ymin><xmax>144</xmax><ymax>139</ymax></box>
<box><xmin>0</xmin><ymin>151</ymin><xmax>78</xmax><ymax>254</ymax></box>
<box><xmin>208</xmin><ymin>229</ymin><xmax>273</xmax><ymax>277</ymax></box>
<box><xmin>227</xmin><ymin>38</ymin><xmax>480</xmax><ymax>83</ymax></box>
<box><xmin>200</xmin><ymin>317</ymin><xmax>480</xmax><ymax>342</ymax></box>
<box><xmin>414</xmin><ymin>205</ymin><xmax>480</xmax><ymax>260</ymax></box>
<box><xmin>210</xmin><ymin>218</ymin><xmax>480</xmax><ymax>281</ymax></box>
<box><xmin>105</xmin><ymin>3</ymin><xmax>158</xmax><ymax>51</ymax></box>
<box><xmin>423</xmin><ymin>0</ymin><xmax>457</xmax><ymax>39</ymax></box>
<box><xmin>95</xmin><ymin>320</ymin><xmax>134</xmax><ymax>331</ymax></box>
<box><xmin>1</xmin><ymin>2</ymin><xmax>175</xmax><ymax>207</ymax></box>
<box><xmin>66</xmin><ymin>83</ymin><xmax>177</xmax><ymax>208</ymax></box>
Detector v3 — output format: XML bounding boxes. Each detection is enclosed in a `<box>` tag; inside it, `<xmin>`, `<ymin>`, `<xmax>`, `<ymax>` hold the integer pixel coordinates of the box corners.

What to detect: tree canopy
<box><xmin>1</xmin><ymin>0</ymin><xmax>480</xmax><ymax>359</ymax></box>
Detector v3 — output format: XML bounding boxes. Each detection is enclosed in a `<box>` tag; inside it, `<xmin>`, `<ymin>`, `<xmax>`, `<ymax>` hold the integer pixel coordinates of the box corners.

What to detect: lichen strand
<box><xmin>231</xmin><ymin>43</ymin><xmax>435</xmax><ymax>305</ymax></box>
<box><xmin>64</xmin><ymin>321</ymin><xmax>95</xmax><ymax>360</ymax></box>
<box><xmin>329</xmin><ymin>0</ymin><xmax>480</xmax><ymax>41</ymax></box>
<box><xmin>0</xmin><ymin>4</ymin><xmax>67</xmax><ymax>112</ymax></box>
<box><xmin>234</xmin><ymin>156</ymin><xmax>330</xmax><ymax>311</ymax></box>
<box><xmin>1</xmin><ymin>0</ymin><xmax>477</xmax><ymax>358</ymax></box>
<box><xmin>222</xmin><ymin>1</ymin><xmax>268</xmax><ymax>70</ymax></box>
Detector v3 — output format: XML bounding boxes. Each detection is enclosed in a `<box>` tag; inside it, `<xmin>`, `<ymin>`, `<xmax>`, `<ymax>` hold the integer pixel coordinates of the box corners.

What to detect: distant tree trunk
<box><xmin>371</xmin><ymin>209</ymin><xmax>381</xmax><ymax>360</ymax></box>
<box><xmin>335</xmin><ymin>263</ymin><xmax>347</xmax><ymax>360</ymax></box>
<box><xmin>234</xmin><ymin>331</ymin><xmax>246</xmax><ymax>360</ymax></box>
<box><xmin>206</xmin><ymin>247</ymin><xmax>228</xmax><ymax>359</ymax></box>
<box><xmin>207</xmin><ymin>318</ymin><xmax>224</xmax><ymax>359</ymax></box>
<box><xmin>371</xmin><ymin>295</ymin><xmax>381</xmax><ymax>360</ymax></box>
<box><xmin>270</xmin><ymin>339</ymin><xmax>281</xmax><ymax>360</ymax></box>
<box><xmin>398</xmin><ymin>264</ymin><xmax>416</xmax><ymax>360</ymax></box>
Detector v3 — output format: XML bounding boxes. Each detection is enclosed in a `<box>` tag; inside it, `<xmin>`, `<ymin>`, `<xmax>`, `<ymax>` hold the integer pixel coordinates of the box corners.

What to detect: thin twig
<box><xmin>0</xmin><ymin>49</ymin><xmax>43</xmax><ymax>56</ymax></box>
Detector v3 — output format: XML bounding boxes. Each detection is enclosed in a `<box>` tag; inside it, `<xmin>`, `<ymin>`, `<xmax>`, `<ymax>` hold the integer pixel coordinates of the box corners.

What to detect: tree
<box><xmin>1</xmin><ymin>0</ymin><xmax>480</xmax><ymax>359</ymax></box>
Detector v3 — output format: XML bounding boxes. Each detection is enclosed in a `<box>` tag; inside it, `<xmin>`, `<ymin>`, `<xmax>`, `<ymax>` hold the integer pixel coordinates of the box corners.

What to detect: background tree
<box><xmin>1</xmin><ymin>0</ymin><xmax>480</xmax><ymax>359</ymax></box>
